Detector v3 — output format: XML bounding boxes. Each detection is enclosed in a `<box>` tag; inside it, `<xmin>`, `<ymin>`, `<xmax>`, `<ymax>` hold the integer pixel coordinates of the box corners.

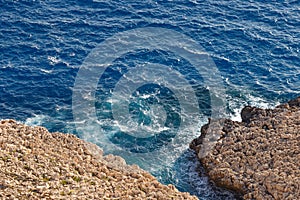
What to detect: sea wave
<box><xmin>1</xmin><ymin>0</ymin><xmax>299</xmax><ymax>199</ymax></box>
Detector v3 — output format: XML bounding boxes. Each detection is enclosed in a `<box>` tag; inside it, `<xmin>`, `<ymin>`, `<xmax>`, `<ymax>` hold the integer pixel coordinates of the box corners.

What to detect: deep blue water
<box><xmin>1</xmin><ymin>0</ymin><xmax>299</xmax><ymax>199</ymax></box>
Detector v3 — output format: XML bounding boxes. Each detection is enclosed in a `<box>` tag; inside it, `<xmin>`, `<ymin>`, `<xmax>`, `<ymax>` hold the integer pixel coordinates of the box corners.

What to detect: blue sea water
<box><xmin>1</xmin><ymin>0</ymin><xmax>299</xmax><ymax>199</ymax></box>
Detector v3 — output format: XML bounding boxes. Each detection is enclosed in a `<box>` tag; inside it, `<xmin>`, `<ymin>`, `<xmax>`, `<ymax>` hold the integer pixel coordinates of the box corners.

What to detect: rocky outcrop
<box><xmin>190</xmin><ymin>97</ymin><xmax>300</xmax><ymax>200</ymax></box>
<box><xmin>0</xmin><ymin>119</ymin><xmax>197</xmax><ymax>199</ymax></box>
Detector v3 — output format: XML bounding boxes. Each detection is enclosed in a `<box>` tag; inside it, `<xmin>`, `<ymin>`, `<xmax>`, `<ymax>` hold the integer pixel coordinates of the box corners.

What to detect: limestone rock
<box><xmin>0</xmin><ymin>120</ymin><xmax>197</xmax><ymax>199</ymax></box>
<box><xmin>190</xmin><ymin>97</ymin><xmax>300</xmax><ymax>200</ymax></box>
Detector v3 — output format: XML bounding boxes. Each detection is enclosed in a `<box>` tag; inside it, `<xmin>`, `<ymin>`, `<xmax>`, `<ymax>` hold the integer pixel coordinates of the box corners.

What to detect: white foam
<box><xmin>47</xmin><ymin>56</ymin><xmax>60</xmax><ymax>65</ymax></box>
<box><xmin>24</xmin><ymin>114</ymin><xmax>48</xmax><ymax>126</ymax></box>
<box><xmin>230</xmin><ymin>107</ymin><xmax>242</xmax><ymax>122</ymax></box>
<box><xmin>246</xmin><ymin>94</ymin><xmax>280</xmax><ymax>109</ymax></box>
<box><xmin>40</xmin><ymin>69</ymin><xmax>53</xmax><ymax>74</ymax></box>
<box><xmin>47</xmin><ymin>56</ymin><xmax>70</xmax><ymax>67</ymax></box>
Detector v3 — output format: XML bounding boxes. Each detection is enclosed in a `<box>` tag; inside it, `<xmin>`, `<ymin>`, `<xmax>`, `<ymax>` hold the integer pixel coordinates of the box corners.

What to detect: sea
<box><xmin>0</xmin><ymin>0</ymin><xmax>299</xmax><ymax>199</ymax></box>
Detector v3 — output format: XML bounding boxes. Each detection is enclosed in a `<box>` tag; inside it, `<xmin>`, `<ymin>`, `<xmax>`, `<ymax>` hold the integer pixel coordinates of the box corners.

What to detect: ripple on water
<box><xmin>1</xmin><ymin>0</ymin><xmax>299</xmax><ymax>199</ymax></box>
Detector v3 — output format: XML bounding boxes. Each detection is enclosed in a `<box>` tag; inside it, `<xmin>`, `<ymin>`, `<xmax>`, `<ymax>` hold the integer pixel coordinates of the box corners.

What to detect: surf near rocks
<box><xmin>0</xmin><ymin>119</ymin><xmax>197</xmax><ymax>199</ymax></box>
<box><xmin>190</xmin><ymin>97</ymin><xmax>300</xmax><ymax>200</ymax></box>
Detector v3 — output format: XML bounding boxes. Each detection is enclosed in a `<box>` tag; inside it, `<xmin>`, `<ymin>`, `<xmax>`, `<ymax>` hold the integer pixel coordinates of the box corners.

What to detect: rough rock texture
<box><xmin>190</xmin><ymin>97</ymin><xmax>300</xmax><ymax>200</ymax></box>
<box><xmin>0</xmin><ymin>120</ymin><xmax>197</xmax><ymax>199</ymax></box>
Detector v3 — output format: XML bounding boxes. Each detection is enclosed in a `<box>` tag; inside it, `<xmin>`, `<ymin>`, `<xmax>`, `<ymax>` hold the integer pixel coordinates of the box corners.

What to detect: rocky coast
<box><xmin>1</xmin><ymin>97</ymin><xmax>299</xmax><ymax>200</ymax></box>
<box><xmin>190</xmin><ymin>97</ymin><xmax>300</xmax><ymax>200</ymax></box>
<box><xmin>0</xmin><ymin>119</ymin><xmax>197</xmax><ymax>199</ymax></box>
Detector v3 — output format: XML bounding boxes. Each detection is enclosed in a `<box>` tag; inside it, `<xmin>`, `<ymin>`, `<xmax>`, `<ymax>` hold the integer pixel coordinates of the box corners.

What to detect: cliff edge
<box><xmin>190</xmin><ymin>97</ymin><xmax>300</xmax><ymax>200</ymax></box>
<box><xmin>0</xmin><ymin>119</ymin><xmax>197</xmax><ymax>199</ymax></box>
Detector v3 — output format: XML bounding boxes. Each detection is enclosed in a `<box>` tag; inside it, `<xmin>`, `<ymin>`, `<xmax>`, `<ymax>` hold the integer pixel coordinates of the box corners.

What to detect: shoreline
<box><xmin>0</xmin><ymin>119</ymin><xmax>197</xmax><ymax>199</ymax></box>
<box><xmin>190</xmin><ymin>97</ymin><xmax>300</xmax><ymax>200</ymax></box>
<box><xmin>1</xmin><ymin>96</ymin><xmax>299</xmax><ymax>199</ymax></box>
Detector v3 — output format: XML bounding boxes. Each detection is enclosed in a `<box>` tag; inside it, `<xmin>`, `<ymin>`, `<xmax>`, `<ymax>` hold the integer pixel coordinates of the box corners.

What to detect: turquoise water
<box><xmin>1</xmin><ymin>0</ymin><xmax>299</xmax><ymax>199</ymax></box>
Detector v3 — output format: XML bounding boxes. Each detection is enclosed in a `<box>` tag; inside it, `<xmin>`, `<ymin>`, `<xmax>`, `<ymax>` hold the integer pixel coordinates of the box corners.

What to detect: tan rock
<box><xmin>190</xmin><ymin>96</ymin><xmax>300</xmax><ymax>199</ymax></box>
<box><xmin>0</xmin><ymin>120</ymin><xmax>197</xmax><ymax>200</ymax></box>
